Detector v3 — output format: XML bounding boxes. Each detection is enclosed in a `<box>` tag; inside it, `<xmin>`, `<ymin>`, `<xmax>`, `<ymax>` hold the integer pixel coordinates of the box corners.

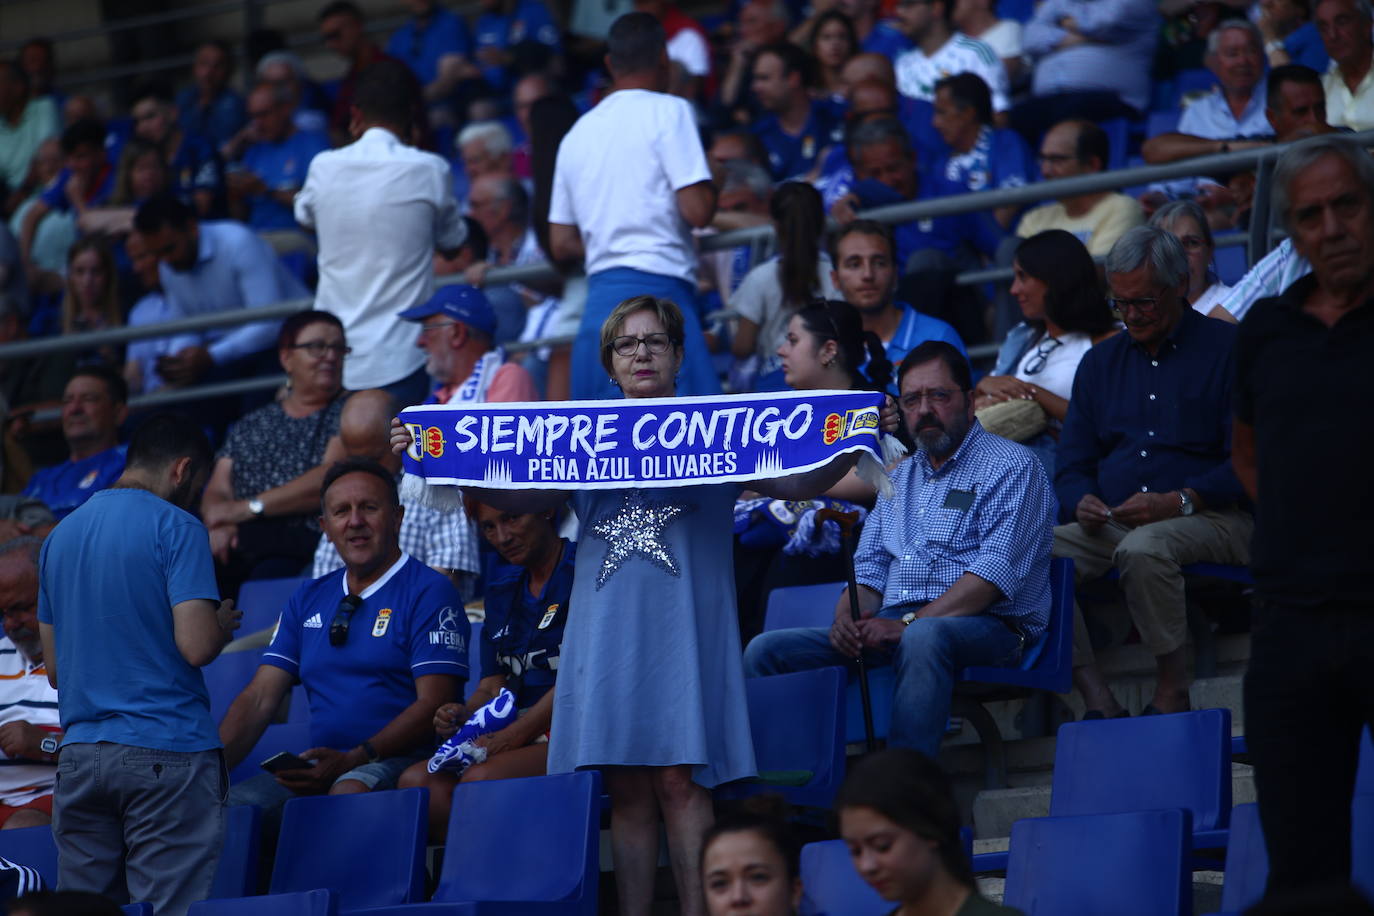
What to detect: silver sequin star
<box><xmin>589</xmin><ymin>490</ymin><xmax>693</xmax><ymax>590</ymax></box>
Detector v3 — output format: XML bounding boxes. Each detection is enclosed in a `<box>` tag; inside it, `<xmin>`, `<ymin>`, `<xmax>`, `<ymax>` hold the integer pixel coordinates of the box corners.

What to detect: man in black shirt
<box><xmin>1233</xmin><ymin>135</ymin><xmax>1374</xmax><ymax>899</ymax></box>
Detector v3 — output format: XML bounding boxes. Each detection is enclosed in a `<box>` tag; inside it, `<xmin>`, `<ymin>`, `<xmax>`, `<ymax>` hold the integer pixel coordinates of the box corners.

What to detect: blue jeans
<box><xmin>743</xmin><ymin>612</ymin><xmax>1024</xmax><ymax>757</ymax></box>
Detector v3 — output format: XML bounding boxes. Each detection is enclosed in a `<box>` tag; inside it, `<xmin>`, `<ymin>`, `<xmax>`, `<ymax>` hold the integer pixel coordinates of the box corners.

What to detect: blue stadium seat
<box><xmin>1101</xmin><ymin>117</ymin><xmax>1132</xmax><ymax>171</ymax></box>
<box><xmin>122</xmin><ymin>905</ymin><xmax>153</xmax><ymax>916</ymax></box>
<box><xmin>230</xmin><ymin>720</ymin><xmax>313</xmax><ymax>785</ymax></box>
<box><xmin>203</xmin><ymin>648</ymin><xmax>265</xmax><ymax>723</ymax></box>
<box><xmin>269</xmin><ymin>788</ymin><xmax>427</xmax><ymax>910</ymax></box>
<box><xmin>1214</xmin><ymin>246</ymin><xmax>1249</xmax><ymax>286</ymax></box>
<box><xmin>798</xmin><ymin>839</ymin><xmax>889</xmax><ymax>916</ymax></box>
<box><xmin>208</xmin><ymin>805</ymin><xmax>261</xmax><ymax>901</ymax></box>
<box><xmin>1003</xmin><ymin>809</ymin><xmax>1192</xmax><ymax>916</ymax></box>
<box><xmin>0</xmin><ymin>825</ymin><xmax>57</xmax><ymax>886</ymax></box>
<box><xmin>974</xmin><ymin>708</ymin><xmax>1231</xmax><ymax>873</ymax></box>
<box><xmin>763</xmin><ymin>582</ymin><xmax>845</xmax><ymax>633</ymax></box>
<box><xmin>1147</xmin><ymin>110</ymin><xmax>1181</xmax><ymax>138</ymax></box>
<box><xmin>717</xmin><ymin>667</ymin><xmax>847</xmax><ymax>809</ymax></box>
<box><xmin>361</xmin><ymin>771</ymin><xmax>602</xmax><ymax>915</ymax></box>
<box><xmin>997</xmin><ymin>0</ymin><xmax>1035</xmax><ymax>22</ymax></box>
<box><xmin>1355</xmin><ymin>793</ymin><xmax>1374</xmax><ymax>897</ymax></box>
<box><xmin>191</xmin><ymin>889</ymin><xmax>337</xmax><ymax>916</ymax></box>
<box><xmin>1176</xmin><ymin>68</ymin><xmax>1220</xmax><ymax>99</ymax></box>
<box><xmin>1206</xmin><ymin>803</ymin><xmax>1268</xmax><ymax>916</ymax></box>
<box><xmin>237</xmin><ymin>577</ymin><xmax>307</xmax><ymax>635</ymax></box>
<box><xmin>1355</xmin><ymin>726</ymin><xmax>1374</xmax><ymax>795</ymax></box>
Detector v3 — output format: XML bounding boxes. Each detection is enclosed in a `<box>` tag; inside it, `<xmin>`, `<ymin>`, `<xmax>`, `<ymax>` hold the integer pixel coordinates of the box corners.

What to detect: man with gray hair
<box><xmin>1232</xmin><ymin>136</ymin><xmax>1374</xmax><ymax>897</ymax></box>
<box><xmin>1052</xmin><ymin>224</ymin><xmax>1252</xmax><ymax>719</ymax></box>
<box><xmin>458</xmin><ymin>120</ymin><xmax>514</xmax><ymax>181</ymax></box>
<box><xmin>463</xmin><ymin>174</ymin><xmax>553</xmax><ymax>345</ymax></box>
<box><xmin>1316</xmin><ymin>0</ymin><xmax>1374</xmax><ymax>129</ymax></box>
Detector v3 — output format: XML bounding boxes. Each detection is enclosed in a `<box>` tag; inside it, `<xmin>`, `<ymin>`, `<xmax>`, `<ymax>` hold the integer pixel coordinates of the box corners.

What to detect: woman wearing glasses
<box><xmin>1149</xmin><ymin>199</ymin><xmax>1238</xmax><ymax>323</ymax></box>
<box><xmin>395</xmin><ymin>294</ymin><xmax>868</xmax><ymax>916</ymax></box>
<box><xmin>974</xmin><ymin>230</ymin><xmax>1116</xmax><ymax>474</ymax></box>
<box><xmin>201</xmin><ymin>309</ymin><xmax>349</xmax><ymax>597</ymax></box>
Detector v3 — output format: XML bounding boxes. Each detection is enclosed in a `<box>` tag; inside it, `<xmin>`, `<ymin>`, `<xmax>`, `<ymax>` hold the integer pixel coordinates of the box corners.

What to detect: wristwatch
<box><xmin>39</xmin><ymin>736</ymin><xmax>58</xmax><ymax>756</ymax></box>
<box><xmin>247</xmin><ymin>497</ymin><xmax>265</xmax><ymax>517</ymax></box>
<box><xmin>1178</xmin><ymin>490</ymin><xmax>1196</xmax><ymax>517</ymax></box>
<box><xmin>901</xmin><ymin>611</ymin><xmax>919</xmax><ymax>626</ymax></box>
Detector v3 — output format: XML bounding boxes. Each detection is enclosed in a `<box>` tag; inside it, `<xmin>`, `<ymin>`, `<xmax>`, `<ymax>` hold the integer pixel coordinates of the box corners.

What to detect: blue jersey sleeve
<box><xmin>261</xmin><ymin>584</ymin><xmax>308</xmax><ymax>679</ymax></box>
<box><xmin>479</xmin><ymin>621</ymin><xmax>499</xmax><ymax>682</ymax></box>
<box><xmin>407</xmin><ymin>576</ymin><xmax>470</xmax><ymax>682</ymax></box>
<box><xmin>163</xmin><ymin>514</ymin><xmax>220</xmax><ymax>608</ymax></box>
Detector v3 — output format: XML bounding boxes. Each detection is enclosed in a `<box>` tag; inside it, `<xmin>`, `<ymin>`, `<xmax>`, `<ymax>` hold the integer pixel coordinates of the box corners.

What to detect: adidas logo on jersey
<box><xmin>304</xmin><ymin>613</ymin><xmax>323</xmax><ymax>629</ymax></box>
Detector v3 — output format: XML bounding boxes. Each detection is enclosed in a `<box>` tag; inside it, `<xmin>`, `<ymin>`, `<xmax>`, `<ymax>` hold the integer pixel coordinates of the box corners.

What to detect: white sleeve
<box><xmin>667</xmin><ymin>30</ymin><xmax>711</xmax><ymax>77</ymax></box>
<box><xmin>293</xmin><ymin>163</ymin><xmax>318</xmax><ymax>229</ymax></box>
<box><xmin>655</xmin><ymin>97</ymin><xmax>712</xmax><ymax>192</ymax></box>
<box><xmin>548</xmin><ymin>139</ymin><xmax>577</xmax><ymax>226</ymax></box>
<box><xmin>433</xmin><ymin>162</ymin><xmax>467</xmax><ymax>250</ymax></box>
<box><xmin>731</xmin><ymin>262</ymin><xmax>773</xmax><ymax>324</ymax></box>
<box><xmin>983</xmin><ymin>50</ymin><xmax>1012</xmax><ymax>113</ymax></box>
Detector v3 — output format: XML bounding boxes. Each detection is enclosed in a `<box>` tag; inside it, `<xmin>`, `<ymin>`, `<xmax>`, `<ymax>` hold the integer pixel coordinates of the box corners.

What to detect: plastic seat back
<box><xmin>1355</xmin><ymin>726</ymin><xmax>1374</xmax><ymax>795</ymax></box>
<box><xmin>763</xmin><ymin>583</ymin><xmax>845</xmax><ymax>632</ymax></box>
<box><xmin>1355</xmin><ymin>793</ymin><xmax>1374</xmax><ymax>898</ymax></box>
<box><xmin>1219</xmin><ymin>803</ymin><xmax>1268</xmax><ymax>914</ymax></box>
<box><xmin>202</xmin><ymin>648</ymin><xmax>264</xmax><ymax>723</ymax></box>
<box><xmin>798</xmin><ymin>839</ymin><xmax>889</xmax><ymax>916</ymax></box>
<box><xmin>1051</xmin><ymin>708</ymin><xmax>1232</xmax><ymax>833</ymax></box>
<box><xmin>960</xmin><ymin>557</ymin><xmax>1075</xmax><ymax>693</ymax></box>
<box><xmin>208</xmin><ymin>805</ymin><xmax>260</xmax><ymax>900</ymax></box>
<box><xmin>0</xmin><ymin>825</ymin><xmax>57</xmax><ymax>886</ymax></box>
<box><xmin>718</xmin><ymin>667</ymin><xmax>846</xmax><ymax>809</ymax></box>
<box><xmin>237</xmin><ymin>577</ymin><xmax>309</xmax><ymax>635</ymax></box>
<box><xmin>1213</xmin><ymin>246</ymin><xmax>1249</xmax><ymax>286</ymax></box>
<box><xmin>270</xmin><ymin>788</ymin><xmax>427</xmax><ymax>907</ymax></box>
<box><xmin>1004</xmin><ymin>809</ymin><xmax>1192</xmax><ymax>916</ymax></box>
<box><xmin>436</xmin><ymin>771</ymin><xmax>600</xmax><ymax>914</ymax></box>
<box><xmin>190</xmin><ymin>889</ymin><xmax>336</xmax><ymax>916</ymax></box>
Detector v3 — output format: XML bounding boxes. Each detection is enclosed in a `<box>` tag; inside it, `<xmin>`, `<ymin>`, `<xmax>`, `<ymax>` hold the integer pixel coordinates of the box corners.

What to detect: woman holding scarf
<box><xmin>395</xmin><ymin>294</ymin><xmax>887</xmax><ymax>916</ymax></box>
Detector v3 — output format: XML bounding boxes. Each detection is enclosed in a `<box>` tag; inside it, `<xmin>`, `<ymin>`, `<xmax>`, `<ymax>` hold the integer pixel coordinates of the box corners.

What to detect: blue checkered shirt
<box><xmin>853</xmin><ymin>422</ymin><xmax>1056</xmax><ymax>638</ymax></box>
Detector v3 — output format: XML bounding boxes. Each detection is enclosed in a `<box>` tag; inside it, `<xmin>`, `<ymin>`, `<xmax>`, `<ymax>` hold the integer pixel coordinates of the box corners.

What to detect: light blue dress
<box><xmin>548</xmin><ymin>484</ymin><xmax>758</xmax><ymax>788</ymax></box>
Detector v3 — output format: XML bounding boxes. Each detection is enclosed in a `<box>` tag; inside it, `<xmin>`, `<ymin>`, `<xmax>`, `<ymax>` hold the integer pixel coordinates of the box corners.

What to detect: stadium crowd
<box><xmin>1</xmin><ymin>0</ymin><xmax>1373</xmax><ymax>912</ymax></box>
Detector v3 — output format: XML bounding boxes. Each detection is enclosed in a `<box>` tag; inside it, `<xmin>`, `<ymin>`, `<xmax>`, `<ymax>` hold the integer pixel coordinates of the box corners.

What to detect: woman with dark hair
<box><xmin>974</xmin><ymin>229</ymin><xmax>1116</xmax><ymax>474</ymax></box>
<box><xmin>836</xmin><ymin>749</ymin><xmax>1023</xmax><ymax>916</ymax></box>
<box><xmin>732</xmin><ymin>182</ymin><xmax>838</xmax><ymax>391</ymax></box>
<box><xmin>701</xmin><ymin>806</ymin><xmax>803</xmax><ymax>916</ymax></box>
<box><xmin>809</xmin><ymin>11</ymin><xmax>858</xmax><ymax>100</ymax></box>
<box><xmin>778</xmin><ymin>298</ymin><xmax>892</xmax><ymax>395</ymax></box>
<box><xmin>201</xmin><ymin>309</ymin><xmax>348</xmax><ymax>596</ymax></box>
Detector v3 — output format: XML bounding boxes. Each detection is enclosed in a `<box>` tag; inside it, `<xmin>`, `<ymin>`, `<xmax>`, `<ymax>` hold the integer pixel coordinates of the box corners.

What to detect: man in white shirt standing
<box><xmin>549</xmin><ymin>11</ymin><xmax>721</xmax><ymax>401</ymax></box>
<box><xmin>892</xmin><ymin>0</ymin><xmax>1010</xmax><ymax>118</ymax></box>
<box><xmin>295</xmin><ymin>59</ymin><xmax>468</xmax><ymax>409</ymax></box>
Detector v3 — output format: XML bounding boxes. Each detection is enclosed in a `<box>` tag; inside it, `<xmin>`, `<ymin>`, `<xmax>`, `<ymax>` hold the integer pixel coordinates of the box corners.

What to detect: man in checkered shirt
<box><xmin>744</xmin><ymin>340</ymin><xmax>1056</xmax><ymax>757</ymax></box>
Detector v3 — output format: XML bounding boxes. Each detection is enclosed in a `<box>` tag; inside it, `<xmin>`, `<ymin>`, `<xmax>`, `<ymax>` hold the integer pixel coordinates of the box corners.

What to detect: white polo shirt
<box><xmin>549</xmin><ymin>89</ymin><xmax>711</xmax><ymax>282</ymax></box>
<box><xmin>895</xmin><ymin>33</ymin><xmax>1011</xmax><ymax>112</ymax></box>
<box><xmin>1323</xmin><ymin>61</ymin><xmax>1374</xmax><ymax>131</ymax></box>
<box><xmin>296</xmin><ymin>127</ymin><xmax>468</xmax><ymax>390</ymax></box>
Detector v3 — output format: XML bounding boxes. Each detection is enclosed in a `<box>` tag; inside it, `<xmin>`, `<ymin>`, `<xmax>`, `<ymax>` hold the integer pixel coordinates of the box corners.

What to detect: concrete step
<box><xmin>970</xmin><ymin>761</ymin><xmax>1255</xmax><ymax>839</ymax></box>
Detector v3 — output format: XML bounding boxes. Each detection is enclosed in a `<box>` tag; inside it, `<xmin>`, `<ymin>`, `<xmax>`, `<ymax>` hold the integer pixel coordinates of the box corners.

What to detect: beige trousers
<box><xmin>1053</xmin><ymin>508</ymin><xmax>1253</xmax><ymax>664</ymax></box>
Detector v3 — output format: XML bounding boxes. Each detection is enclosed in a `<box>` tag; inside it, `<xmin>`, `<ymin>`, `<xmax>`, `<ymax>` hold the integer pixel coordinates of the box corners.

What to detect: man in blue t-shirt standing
<box><xmin>37</xmin><ymin>414</ymin><xmax>241</xmax><ymax>916</ymax></box>
<box><xmin>23</xmin><ymin>366</ymin><xmax>129</xmax><ymax>521</ymax></box>
<box><xmin>219</xmin><ymin>458</ymin><xmax>467</xmax><ymax>824</ymax></box>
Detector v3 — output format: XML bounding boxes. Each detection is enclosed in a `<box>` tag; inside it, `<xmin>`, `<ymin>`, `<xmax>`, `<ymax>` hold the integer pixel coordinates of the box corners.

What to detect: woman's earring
<box><xmin>610</xmin><ymin>377</ymin><xmax>620</xmax><ymax>388</ymax></box>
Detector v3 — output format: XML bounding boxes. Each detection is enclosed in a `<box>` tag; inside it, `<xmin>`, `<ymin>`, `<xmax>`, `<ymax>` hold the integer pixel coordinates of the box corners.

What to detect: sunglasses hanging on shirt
<box><xmin>329</xmin><ymin>594</ymin><xmax>363</xmax><ymax>647</ymax></box>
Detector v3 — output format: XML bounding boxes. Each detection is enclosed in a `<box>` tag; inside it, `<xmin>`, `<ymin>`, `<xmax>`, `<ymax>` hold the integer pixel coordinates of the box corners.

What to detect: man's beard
<box><xmin>912</xmin><ymin>411</ymin><xmax>968</xmax><ymax>459</ymax></box>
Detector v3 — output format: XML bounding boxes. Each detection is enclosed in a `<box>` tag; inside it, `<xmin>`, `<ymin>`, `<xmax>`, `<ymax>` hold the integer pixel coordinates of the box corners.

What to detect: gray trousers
<box><xmin>54</xmin><ymin>742</ymin><xmax>226</xmax><ymax>916</ymax></box>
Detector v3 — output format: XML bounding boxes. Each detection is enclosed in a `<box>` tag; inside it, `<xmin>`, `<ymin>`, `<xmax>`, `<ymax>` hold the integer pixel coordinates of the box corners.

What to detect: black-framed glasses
<box><xmin>1109</xmin><ymin>296</ymin><xmax>1162</xmax><ymax>316</ymax></box>
<box><xmin>329</xmin><ymin>594</ymin><xmax>363</xmax><ymax>647</ymax></box>
<box><xmin>611</xmin><ymin>333</ymin><xmax>673</xmax><ymax>358</ymax></box>
<box><xmin>899</xmin><ymin>387</ymin><xmax>964</xmax><ymax>410</ymax></box>
<box><xmin>291</xmin><ymin>341</ymin><xmax>352</xmax><ymax>357</ymax></box>
<box><xmin>1023</xmin><ymin>337</ymin><xmax>1063</xmax><ymax>376</ymax></box>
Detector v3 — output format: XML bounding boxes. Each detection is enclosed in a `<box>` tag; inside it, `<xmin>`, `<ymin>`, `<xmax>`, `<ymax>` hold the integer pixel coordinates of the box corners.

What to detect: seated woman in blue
<box><xmin>399</xmin><ymin>497</ymin><xmax>572</xmax><ymax>843</ymax></box>
<box><xmin>974</xmin><ymin>230</ymin><xmax>1117</xmax><ymax>477</ymax></box>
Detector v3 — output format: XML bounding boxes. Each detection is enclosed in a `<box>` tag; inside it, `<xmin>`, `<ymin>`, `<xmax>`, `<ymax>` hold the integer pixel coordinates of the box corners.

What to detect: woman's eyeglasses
<box><xmin>291</xmin><ymin>341</ymin><xmax>352</xmax><ymax>357</ymax></box>
<box><xmin>611</xmin><ymin>333</ymin><xmax>673</xmax><ymax>358</ymax></box>
<box><xmin>1023</xmin><ymin>337</ymin><xmax>1063</xmax><ymax>375</ymax></box>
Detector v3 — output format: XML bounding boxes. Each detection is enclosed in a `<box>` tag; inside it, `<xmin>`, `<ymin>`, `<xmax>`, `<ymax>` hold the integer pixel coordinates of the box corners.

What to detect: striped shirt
<box><xmin>896</xmin><ymin>34</ymin><xmax>1011</xmax><ymax>112</ymax></box>
<box><xmin>1216</xmin><ymin>239</ymin><xmax>1310</xmax><ymax>322</ymax></box>
<box><xmin>854</xmin><ymin>422</ymin><xmax>1055</xmax><ymax>637</ymax></box>
<box><xmin>0</xmin><ymin>640</ymin><xmax>59</xmax><ymax>806</ymax></box>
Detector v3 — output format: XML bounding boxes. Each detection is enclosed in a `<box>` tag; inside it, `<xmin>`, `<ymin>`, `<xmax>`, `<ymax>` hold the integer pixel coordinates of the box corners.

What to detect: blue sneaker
<box><xmin>428</xmin><ymin>688</ymin><xmax>518</xmax><ymax>775</ymax></box>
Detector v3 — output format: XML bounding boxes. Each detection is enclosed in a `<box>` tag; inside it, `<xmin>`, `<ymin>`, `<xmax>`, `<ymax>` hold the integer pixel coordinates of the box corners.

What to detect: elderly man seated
<box><xmin>219</xmin><ymin>459</ymin><xmax>468</xmax><ymax>825</ymax></box>
<box><xmin>744</xmin><ymin>341</ymin><xmax>1056</xmax><ymax>758</ymax></box>
<box><xmin>1053</xmin><ymin>225</ymin><xmax>1251</xmax><ymax>719</ymax></box>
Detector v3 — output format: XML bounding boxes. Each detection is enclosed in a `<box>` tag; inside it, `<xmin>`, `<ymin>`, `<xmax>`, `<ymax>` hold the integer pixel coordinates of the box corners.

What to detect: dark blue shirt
<box><xmin>177</xmin><ymin>87</ymin><xmax>247</xmax><ymax>150</ymax></box>
<box><xmin>239</xmin><ymin>128</ymin><xmax>330</xmax><ymax>231</ymax></box>
<box><xmin>473</xmin><ymin>0</ymin><xmax>561</xmax><ymax>89</ymax></box>
<box><xmin>1056</xmin><ymin>307</ymin><xmax>1245</xmax><ymax>519</ymax></box>
<box><xmin>862</xmin><ymin>21</ymin><xmax>913</xmax><ymax>59</ymax></box>
<box><xmin>1283</xmin><ymin>21</ymin><xmax>1330</xmax><ymax>73</ymax></box>
<box><xmin>751</xmin><ymin>101</ymin><xmax>842</xmax><ymax>180</ymax></box>
<box><xmin>387</xmin><ymin>7</ymin><xmax>473</xmax><ymax>86</ymax></box>
<box><xmin>168</xmin><ymin>131</ymin><xmax>225</xmax><ymax>214</ymax></box>
<box><xmin>480</xmin><ymin>541</ymin><xmax>573</xmax><ymax>710</ymax></box>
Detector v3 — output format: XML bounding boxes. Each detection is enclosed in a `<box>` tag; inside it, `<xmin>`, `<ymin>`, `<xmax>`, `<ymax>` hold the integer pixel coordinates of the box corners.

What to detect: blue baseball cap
<box><xmin>397</xmin><ymin>285</ymin><xmax>497</xmax><ymax>338</ymax></box>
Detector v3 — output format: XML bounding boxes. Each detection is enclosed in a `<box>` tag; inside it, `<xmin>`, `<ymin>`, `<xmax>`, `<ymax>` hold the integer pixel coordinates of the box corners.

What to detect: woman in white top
<box><xmin>1150</xmin><ymin>199</ymin><xmax>1238</xmax><ymax>323</ymax></box>
<box><xmin>975</xmin><ymin>230</ymin><xmax>1117</xmax><ymax>473</ymax></box>
<box><xmin>731</xmin><ymin>182</ymin><xmax>838</xmax><ymax>390</ymax></box>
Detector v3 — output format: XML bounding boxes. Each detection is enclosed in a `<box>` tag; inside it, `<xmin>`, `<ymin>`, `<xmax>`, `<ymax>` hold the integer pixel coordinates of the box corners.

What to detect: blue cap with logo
<box><xmin>397</xmin><ymin>285</ymin><xmax>497</xmax><ymax>338</ymax></box>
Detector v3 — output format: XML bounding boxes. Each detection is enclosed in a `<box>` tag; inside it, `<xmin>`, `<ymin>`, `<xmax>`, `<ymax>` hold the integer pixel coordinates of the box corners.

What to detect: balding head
<box><xmin>842</xmin><ymin>53</ymin><xmax>896</xmax><ymax>94</ymax></box>
<box><xmin>339</xmin><ymin>389</ymin><xmax>401</xmax><ymax>471</ymax></box>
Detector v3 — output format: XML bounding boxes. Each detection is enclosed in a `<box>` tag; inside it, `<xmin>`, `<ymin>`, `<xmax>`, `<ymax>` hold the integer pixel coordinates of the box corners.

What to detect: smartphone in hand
<box><xmin>260</xmin><ymin>751</ymin><xmax>315</xmax><ymax>773</ymax></box>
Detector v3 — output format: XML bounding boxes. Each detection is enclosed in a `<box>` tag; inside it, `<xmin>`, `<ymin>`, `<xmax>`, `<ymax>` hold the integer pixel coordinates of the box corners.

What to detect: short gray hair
<box><xmin>255</xmin><ymin>50</ymin><xmax>306</xmax><ymax>82</ymax></box>
<box><xmin>721</xmin><ymin>159</ymin><xmax>774</xmax><ymax>199</ymax></box>
<box><xmin>1272</xmin><ymin>135</ymin><xmax>1374</xmax><ymax>233</ymax></box>
<box><xmin>847</xmin><ymin>116</ymin><xmax>911</xmax><ymax>156</ymax></box>
<box><xmin>1104</xmin><ymin>225</ymin><xmax>1189</xmax><ymax>289</ymax></box>
<box><xmin>457</xmin><ymin>120</ymin><xmax>513</xmax><ymax>157</ymax></box>
<box><xmin>1150</xmin><ymin>198</ymin><xmax>1214</xmax><ymax>252</ymax></box>
<box><xmin>1206</xmin><ymin>18</ymin><xmax>1263</xmax><ymax>57</ymax></box>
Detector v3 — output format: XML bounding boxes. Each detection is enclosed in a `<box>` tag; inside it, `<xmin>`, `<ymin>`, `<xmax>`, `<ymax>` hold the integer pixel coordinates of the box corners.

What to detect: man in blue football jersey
<box><xmin>219</xmin><ymin>458</ymin><xmax>468</xmax><ymax>821</ymax></box>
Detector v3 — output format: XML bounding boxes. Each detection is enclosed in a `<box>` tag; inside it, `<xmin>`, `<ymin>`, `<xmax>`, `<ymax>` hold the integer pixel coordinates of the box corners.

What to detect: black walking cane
<box><xmin>817</xmin><ymin>507</ymin><xmax>877</xmax><ymax>753</ymax></box>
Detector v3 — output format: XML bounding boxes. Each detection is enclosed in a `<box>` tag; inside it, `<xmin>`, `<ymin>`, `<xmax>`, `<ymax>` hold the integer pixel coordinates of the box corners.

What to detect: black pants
<box><xmin>1244</xmin><ymin>600</ymin><xmax>1374</xmax><ymax>896</ymax></box>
